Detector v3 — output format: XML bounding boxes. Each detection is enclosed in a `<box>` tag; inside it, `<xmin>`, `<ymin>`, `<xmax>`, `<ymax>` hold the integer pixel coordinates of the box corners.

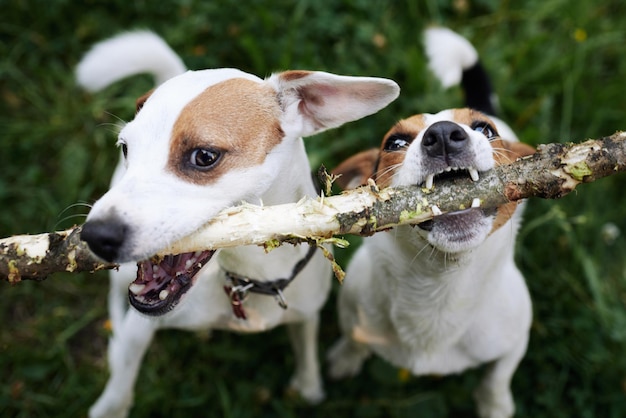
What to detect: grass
<box><xmin>2</xmin><ymin>0</ymin><xmax>626</xmax><ymax>416</ymax></box>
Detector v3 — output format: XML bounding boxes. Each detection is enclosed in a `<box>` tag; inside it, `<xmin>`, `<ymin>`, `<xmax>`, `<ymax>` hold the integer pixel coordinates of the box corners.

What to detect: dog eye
<box><xmin>471</xmin><ymin>122</ymin><xmax>497</xmax><ymax>139</ymax></box>
<box><xmin>189</xmin><ymin>148</ymin><xmax>221</xmax><ymax>169</ymax></box>
<box><xmin>383</xmin><ymin>133</ymin><xmax>413</xmax><ymax>151</ymax></box>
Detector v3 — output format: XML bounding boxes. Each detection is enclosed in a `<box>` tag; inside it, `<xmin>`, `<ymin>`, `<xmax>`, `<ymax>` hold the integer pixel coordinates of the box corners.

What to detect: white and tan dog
<box><xmin>77</xmin><ymin>31</ymin><xmax>399</xmax><ymax>418</ymax></box>
<box><xmin>327</xmin><ymin>28</ymin><xmax>535</xmax><ymax>418</ymax></box>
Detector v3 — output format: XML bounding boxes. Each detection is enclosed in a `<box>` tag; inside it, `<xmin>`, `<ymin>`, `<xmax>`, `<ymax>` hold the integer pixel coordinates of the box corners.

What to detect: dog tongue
<box><xmin>128</xmin><ymin>250</ymin><xmax>215</xmax><ymax>316</ymax></box>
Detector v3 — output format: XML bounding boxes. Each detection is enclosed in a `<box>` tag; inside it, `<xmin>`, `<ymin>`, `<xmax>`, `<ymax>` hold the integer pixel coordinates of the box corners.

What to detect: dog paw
<box><xmin>326</xmin><ymin>337</ymin><xmax>370</xmax><ymax>380</ymax></box>
<box><xmin>89</xmin><ymin>392</ymin><xmax>133</xmax><ymax>418</ymax></box>
<box><xmin>473</xmin><ymin>384</ymin><xmax>514</xmax><ymax>418</ymax></box>
<box><xmin>287</xmin><ymin>374</ymin><xmax>325</xmax><ymax>404</ymax></box>
<box><xmin>89</xmin><ymin>404</ymin><xmax>131</xmax><ymax>418</ymax></box>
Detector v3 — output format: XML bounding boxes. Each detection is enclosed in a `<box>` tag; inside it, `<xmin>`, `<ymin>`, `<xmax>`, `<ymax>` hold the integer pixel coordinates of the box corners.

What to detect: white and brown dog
<box><xmin>327</xmin><ymin>28</ymin><xmax>535</xmax><ymax>418</ymax></box>
<box><xmin>76</xmin><ymin>31</ymin><xmax>399</xmax><ymax>418</ymax></box>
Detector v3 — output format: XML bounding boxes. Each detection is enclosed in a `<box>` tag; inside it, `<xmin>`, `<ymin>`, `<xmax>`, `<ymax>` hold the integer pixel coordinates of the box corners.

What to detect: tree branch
<box><xmin>2</xmin><ymin>131</ymin><xmax>625</xmax><ymax>282</ymax></box>
<box><xmin>0</xmin><ymin>226</ymin><xmax>115</xmax><ymax>283</ymax></box>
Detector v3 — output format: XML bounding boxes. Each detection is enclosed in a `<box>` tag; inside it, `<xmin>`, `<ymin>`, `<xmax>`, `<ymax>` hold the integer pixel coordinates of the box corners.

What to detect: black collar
<box><xmin>223</xmin><ymin>245</ymin><xmax>317</xmax><ymax>320</ymax></box>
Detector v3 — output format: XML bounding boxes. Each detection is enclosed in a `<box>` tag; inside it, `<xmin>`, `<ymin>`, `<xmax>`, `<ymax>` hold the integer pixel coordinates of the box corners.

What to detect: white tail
<box><xmin>423</xmin><ymin>27</ymin><xmax>478</xmax><ymax>88</ymax></box>
<box><xmin>76</xmin><ymin>31</ymin><xmax>186</xmax><ymax>92</ymax></box>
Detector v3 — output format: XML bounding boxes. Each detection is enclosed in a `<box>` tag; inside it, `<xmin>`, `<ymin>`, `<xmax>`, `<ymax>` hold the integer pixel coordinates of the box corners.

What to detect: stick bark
<box><xmin>2</xmin><ymin>131</ymin><xmax>625</xmax><ymax>282</ymax></box>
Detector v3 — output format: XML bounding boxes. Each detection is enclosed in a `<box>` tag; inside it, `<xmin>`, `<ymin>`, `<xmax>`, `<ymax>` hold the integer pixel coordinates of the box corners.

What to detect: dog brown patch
<box><xmin>373</xmin><ymin>116</ymin><xmax>427</xmax><ymax>187</ymax></box>
<box><xmin>136</xmin><ymin>89</ymin><xmax>154</xmax><ymax>113</ymax></box>
<box><xmin>489</xmin><ymin>138</ymin><xmax>535</xmax><ymax>233</ymax></box>
<box><xmin>332</xmin><ymin>148</ymin><xmax>380</xmax><ymax>190</ymax></box>
<box><xmin>452</xmin><ymin>108</ymin><xmax>493</xmax><ymax>127</ymax></box>
<box><xmin>168</xmin><ymin>78</ymin><xmax>284</xmax><ymax>184</ymax></box>
<box><xmin>491</xmin><ymin>201</ymin><xmax>521</xmax><ymax>233</ymax></box>
<box><xmin>332</xmin><ymin>108</ymin><xmax>537</xmax><ymax>235</ymax></box>
<box><xmin>491</xmin><ymin>139</ymin><xmax>536</xmax><ymax>165</ymax></box>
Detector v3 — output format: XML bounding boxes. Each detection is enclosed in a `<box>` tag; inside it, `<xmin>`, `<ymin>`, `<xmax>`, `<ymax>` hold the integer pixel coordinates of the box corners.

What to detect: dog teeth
<box><xmin>129</xmin><ymin>283</ymin><xmax>146</xmax><ymax>295</ymax></box>
<box><xmin>471</xmin><ymin>198</ymin><xmax>481</xmax><ymax>208</ymax></box>
<box><xmin>159</xmin><ymin>290</ymin><xmax>169</xmax><ymax>300</ymax></box>
<box><xmin>431</xmin><ymin>205</ymin><xmax>443</xmax><ymax>216</ymax></box>
<box><xmin>424</xmin><ymin>174</ymin><xmax>434</xmax><ymax>190</ymax></box>
<box><xmin>425</xmin><ymin>166</ymin><xmax>479</xmax><ymax>188</ymax></box>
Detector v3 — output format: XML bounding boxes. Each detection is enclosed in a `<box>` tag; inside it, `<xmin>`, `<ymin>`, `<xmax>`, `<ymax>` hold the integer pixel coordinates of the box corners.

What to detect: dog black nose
<box><xmin>421</xmin><ymin>121</ymin><xmax>469</xmax><ymax>159</ymax></box>
<box><xmin>81</xmin><ymin>219</ymin><xmax>128</xmax><ymax>262</ymax></box>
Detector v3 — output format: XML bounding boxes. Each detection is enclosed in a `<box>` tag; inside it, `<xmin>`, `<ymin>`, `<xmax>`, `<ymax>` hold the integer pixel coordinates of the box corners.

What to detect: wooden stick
<box><xmin>1</xmin><ymin>131</ymin><xmax>624</xmax><ymax>282</ymax></box>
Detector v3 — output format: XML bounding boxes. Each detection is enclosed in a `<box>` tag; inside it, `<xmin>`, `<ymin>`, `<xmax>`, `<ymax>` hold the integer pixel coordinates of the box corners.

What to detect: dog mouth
<box><xmin>417</xmin><ymin>206</ymin><xmax>495</xmax><ymax>232</ymax></box>
<box><xmin>417</xmin><ymin>165</ymin><xmax>494</xmax><ymax>234</ymax></box>
<box><xmin>128</xmin><ymin>250</ymin><xmax>215</xmax><ymax>316</ymax></box>
<box><xmin>422</xmin><ymin>165</ymin><xmax>479</xmax><ymax>190</ymax></box>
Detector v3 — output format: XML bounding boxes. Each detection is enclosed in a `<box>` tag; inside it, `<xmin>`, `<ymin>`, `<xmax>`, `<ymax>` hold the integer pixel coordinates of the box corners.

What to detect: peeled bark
<box><xmin>0</xmin><ymin>227</ymin><xmax>116</xmax><ymax>283</ymax></box>
<box><xmin>1</xmin><ymin>131</ymin><xmax>625</xmax><ymax>282</ymax></box>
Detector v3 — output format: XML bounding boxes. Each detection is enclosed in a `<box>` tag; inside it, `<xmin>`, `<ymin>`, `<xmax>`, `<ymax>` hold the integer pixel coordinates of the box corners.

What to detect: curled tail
<box><xmin>76</xmin><ymin>30</ymin><xmax>186</xmax><ymax>92</ymax></box>
<box><xmin>423</xmin><ymin>27</ymin><xmax>496</xmax><ymax>116</ymax></box>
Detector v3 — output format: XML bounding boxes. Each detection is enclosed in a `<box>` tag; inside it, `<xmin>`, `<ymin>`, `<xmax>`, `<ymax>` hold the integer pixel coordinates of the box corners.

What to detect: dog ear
<box><xmin>267</xmin><ymin>71</ymin><xmax>399</xmax><ymax>138</ymax></box>
<box><xmin>332</xmin><ymin>148</ymin><xmax>380</xmax><ymax>190</ymax></box>
<box><xmin>135</xmin><ymin>89</ymin><xmax>154</xmax><ymax>113</ymax></box>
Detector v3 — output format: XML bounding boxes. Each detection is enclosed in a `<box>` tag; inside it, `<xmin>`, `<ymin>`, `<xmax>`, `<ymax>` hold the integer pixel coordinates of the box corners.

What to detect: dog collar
<box><xmin>222</xmin><ymin>245</ymin><xmax>317</xmax><ymax>320</ymax></box>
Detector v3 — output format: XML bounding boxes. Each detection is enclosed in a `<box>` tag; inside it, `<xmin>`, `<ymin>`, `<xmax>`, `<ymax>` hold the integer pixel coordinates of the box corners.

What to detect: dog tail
<box><xmin>76</xmin><ymin>31</ymin><xmax>186</xmax><ymax>92</ymax></box>
<box><xmin>423</xmin><ymin>27</ymin><xmax>496</xmax><ymax>116</ymax></box>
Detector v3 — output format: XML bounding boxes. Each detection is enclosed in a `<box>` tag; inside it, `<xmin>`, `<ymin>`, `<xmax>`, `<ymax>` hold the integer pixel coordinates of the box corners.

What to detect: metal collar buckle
<box><xmin>223</xmin><ymin>281</ymin><xmax>254</xmax><ymax>320</ymax></box>
<box><xmin>222</xmin><ymin>245</ymin><xmax>317</xmax><ymax>320</ymax></box>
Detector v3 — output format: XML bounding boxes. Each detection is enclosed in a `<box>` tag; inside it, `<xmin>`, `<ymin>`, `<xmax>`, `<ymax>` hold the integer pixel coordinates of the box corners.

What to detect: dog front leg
<box><xmin>107</xmin><ymin>262</ymin><xmax>136</xmax><ymax>332</ymax></box>
<box><xmin>473</xmin><ymin>334</ymin><xmax>529</xmax><ymax>418</ymax></box>
<box><xmin>326</xmin><ymin>279</ymin><xmax>373</xmax><ymax>379</ymax></box>
<box><xmin>89</xmin><ymin>310</ymin><xmax>157</xmax><ymax>418</ymax></box>
<box><xmin>326</xmin><ymin>334</ymin><xmax>372</xmax><ymax>379</ymax></box>
<box><xmin>286</xmin><ymin>314</ymin><xmax>324</xmax><ymax>403</ymax></box>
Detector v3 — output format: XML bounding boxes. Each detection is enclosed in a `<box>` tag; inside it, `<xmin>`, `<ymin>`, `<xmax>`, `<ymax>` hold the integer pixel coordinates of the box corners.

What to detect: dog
<box><xmin>76</xmin><ymin>31</ymin><xmax>399</xmax><ymax>418</ymax></box>
<box><xmin>327</xmin><ymin>27</ymin><xmax>535</xmax><ymax>418</ymax></box>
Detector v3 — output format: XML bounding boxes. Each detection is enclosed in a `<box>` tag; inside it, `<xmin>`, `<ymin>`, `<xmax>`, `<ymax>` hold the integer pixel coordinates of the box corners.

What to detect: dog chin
<box><xmin>418</xmin><ymin>208</ymin><xmax>494</xmax><ymax>253</ymax></box>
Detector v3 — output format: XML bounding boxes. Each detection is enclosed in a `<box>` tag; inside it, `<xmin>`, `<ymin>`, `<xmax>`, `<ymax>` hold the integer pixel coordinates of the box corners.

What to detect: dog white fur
<box><xmin>77</xmin><ymin>31</ymin><xmax>399</xmax><ymax>418</ymax></box>
<box><xmin>327</xmin><ymin>28</ymin><xmax>535</xmax><ymax>418</ymax></box>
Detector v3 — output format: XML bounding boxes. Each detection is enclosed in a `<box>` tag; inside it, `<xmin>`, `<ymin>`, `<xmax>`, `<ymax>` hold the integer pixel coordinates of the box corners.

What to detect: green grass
<box><xmin>2</xmin><ymin>0</ymin><xmax>626</xmax><ymax>417</ymax></box>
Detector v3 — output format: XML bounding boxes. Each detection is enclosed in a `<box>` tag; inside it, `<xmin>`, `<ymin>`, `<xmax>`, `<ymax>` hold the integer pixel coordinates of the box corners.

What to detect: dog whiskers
<box><xmin>93</xmin><ymin>112</ymin><xmax>128</xmax><ymax>135</ymax></box>
<box><xmin>54</xmin><ymin>213</ymin><xmax>90</xmax><ymax>230</ymax></box>
<box><xmin>55</xmin><ymin>202</ymin><xmax>93</xmax><ymax>229</ymax></box>
<box><xmin>491</xmin><ymin>147</ymin><xmax>514</xmax><ymax>163</ymax></box>
<box><xmin>376</xmin><ymin>162</ymin><xmax>403</xmax><ymax>186</ymax></box>
<box><xmin>60</xmin><ymin>201</ymin><xmax>93</xmax><ymax>213</ymax></box>
<box><xmin>409</xmin><ymin>240</ymin><xmax>437</xmax><ymax>267</ymax></box>
<box><xmin>105</xmin><ymin>111</ymin><xmax>129</xmax><ymax>126</ymax></box>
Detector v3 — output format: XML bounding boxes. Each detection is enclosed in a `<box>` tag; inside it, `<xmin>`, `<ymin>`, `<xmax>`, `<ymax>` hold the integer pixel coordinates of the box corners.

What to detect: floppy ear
<box><xmin>267</xmin><ymin>70</ymin><xmax>400</xmax><ymax>138</ymax></box>
<box><xmin>135</xmin><ymin>89</ymin><xmax>154</xmax><ymax>113</ymax></box>
<box><xmin>492</xmin><ymin>139</ymin><xmax>536</xmax><ymax>164</ymax></box>
<box><xmin>332</xmin><ymin>148</ymin><xmax>380</xmax><ymax>190</ymax></box>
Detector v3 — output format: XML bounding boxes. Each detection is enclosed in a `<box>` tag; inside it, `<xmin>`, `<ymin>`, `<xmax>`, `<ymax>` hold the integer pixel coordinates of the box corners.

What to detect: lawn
<box><xmin>1</xmin><ymin>0</ymin><xmax>626</xmax><ymax>417</ymax></box>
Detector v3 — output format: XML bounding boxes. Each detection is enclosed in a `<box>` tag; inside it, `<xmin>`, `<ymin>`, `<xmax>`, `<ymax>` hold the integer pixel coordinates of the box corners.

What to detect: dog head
<box><xmin>333</xmin><ymin>108</ymin><xmax>535</xmax><ymax>254</ymax></box>
<box><xmin>81</xmin><ymin>68</ymin><xmax>399</xmax><ymax>314</ymax></box>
